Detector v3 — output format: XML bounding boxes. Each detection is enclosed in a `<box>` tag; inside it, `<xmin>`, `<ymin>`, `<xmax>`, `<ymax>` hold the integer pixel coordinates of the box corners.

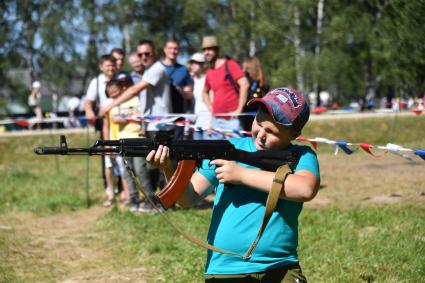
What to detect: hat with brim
<box><xmin>190</xmin><ymin>52</ymin><xmax>205</xmax><ymax>63</ymax></box>
<box><xmin>202</xmin><ymin>36</ymin><xmax>219</xmax><ymax>49</ymax></box>
<box><xmin>247</xmin><ymin>87</ymin><xmax>310</xmax><ymax>132</ymax></box>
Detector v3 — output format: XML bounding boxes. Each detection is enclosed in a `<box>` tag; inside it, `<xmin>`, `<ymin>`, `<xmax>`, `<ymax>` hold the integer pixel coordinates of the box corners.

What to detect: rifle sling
<box><xmin>124</xmin><ymin>160</ymin><xmax>292</xmax><ymax>260</ymax></box>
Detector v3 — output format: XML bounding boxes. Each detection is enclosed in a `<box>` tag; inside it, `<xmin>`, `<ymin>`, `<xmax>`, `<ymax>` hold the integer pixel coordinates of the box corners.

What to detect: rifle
<box><xmin>34</xmin><ymin>132</ymin><xmax>299</xmax><ymax>209</ymax></box>
<box><xmin>34</xmin><ymin>132</ymin><xmax>300</xmax><ymax>259</ymax></box>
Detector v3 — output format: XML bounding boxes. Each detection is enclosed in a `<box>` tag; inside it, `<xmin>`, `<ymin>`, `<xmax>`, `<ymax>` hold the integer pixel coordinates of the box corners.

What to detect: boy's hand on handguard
<box><xmin>146</xmin><ymin>145</ymin><xmax>173</xmax><ymax>171</ymax></box>
<box><xmin>210</xmin><ymin>159</ymin><xmax>245</xmax><ymax>184</ymax></box>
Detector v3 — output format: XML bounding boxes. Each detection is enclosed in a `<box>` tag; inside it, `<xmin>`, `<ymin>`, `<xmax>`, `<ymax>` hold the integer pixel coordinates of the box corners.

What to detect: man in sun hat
<box><xmin>201</xmin><ymin>35</ymin><xmax>249</xmax><ymax>139</ymax></box>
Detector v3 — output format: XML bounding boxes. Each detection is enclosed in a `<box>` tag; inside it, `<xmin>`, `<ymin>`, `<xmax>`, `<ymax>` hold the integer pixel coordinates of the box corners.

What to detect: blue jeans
<box><xmin>193</xmin><ymin>129</ymin><xmax>212</xmax><ymax>140</ymax></box>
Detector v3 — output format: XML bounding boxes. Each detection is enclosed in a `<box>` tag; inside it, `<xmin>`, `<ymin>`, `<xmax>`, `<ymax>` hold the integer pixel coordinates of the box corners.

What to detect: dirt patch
<box><xmin>0</xmin><ymin>207</ymin><xmax>147</xmax><ymax>282</ymax></box>
<box><xmin>362</xmin><ymin>194</ymin><xmax>403</xmax><ymax>204</ymax></box>
<box><xmin>316</xmin><ymin>153</ymin><xmax>425</xmax><ymax>207</ymax></box>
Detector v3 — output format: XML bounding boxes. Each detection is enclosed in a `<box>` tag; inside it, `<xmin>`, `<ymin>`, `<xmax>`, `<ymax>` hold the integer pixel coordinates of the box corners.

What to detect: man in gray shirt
<box><xmin>101</xmin><ymin>39</ymin><xmax>171</xmax><ymax>130</ymax></box>
<box><xmin>100</xmin><ymin>39</ymin><xmax>171</xmax><ymax>212</ymax></box>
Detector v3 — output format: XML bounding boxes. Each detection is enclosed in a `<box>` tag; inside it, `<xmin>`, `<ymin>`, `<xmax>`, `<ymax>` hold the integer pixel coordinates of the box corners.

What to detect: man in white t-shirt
<box><xmin>84</xmin><ymin>54</ymin><xmax>118</xmax><ymax>207</ymax></box>
<box><xmin>84</xmin><ymin>54</ymin><xmax>117</xmax><ymax>125</ymax></box>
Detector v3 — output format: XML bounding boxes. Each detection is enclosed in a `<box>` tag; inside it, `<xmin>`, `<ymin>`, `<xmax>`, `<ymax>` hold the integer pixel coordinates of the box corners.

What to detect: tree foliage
<box><xmin>1</xmin><ymin>0</ymin><xmax>424</xmax><ymax>110</ymax></box>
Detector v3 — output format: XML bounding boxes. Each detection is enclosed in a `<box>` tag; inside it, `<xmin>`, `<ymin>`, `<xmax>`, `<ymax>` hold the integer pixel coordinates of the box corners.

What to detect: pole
<box><xmin>85</xmin><ymin>124</ymin><xmax>91</xmax><ymax>207</ymax></box>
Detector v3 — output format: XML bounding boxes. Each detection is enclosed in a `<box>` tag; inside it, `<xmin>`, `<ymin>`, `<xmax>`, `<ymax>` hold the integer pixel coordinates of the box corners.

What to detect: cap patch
<box><xmin>276</xmin><ymin>94</ymin><xmax>288</xmax><ymax>104</ymax></box>
<box><xmin>278</xmin><ymin>88</ymin><xmax>301</xmax><ymax>108</ymax></box>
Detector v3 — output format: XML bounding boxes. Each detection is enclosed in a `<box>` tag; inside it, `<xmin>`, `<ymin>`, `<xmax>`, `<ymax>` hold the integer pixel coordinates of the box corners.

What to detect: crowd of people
<box><xmin>22</xmin><ymin>35</ymin><xmax>420</xmax><ymax>282</ymax></box>
<box><xmin>28</xmin><ymin>35</ymin><xmax>322</xmax><ymax>282</ymax></box>
<box><xmin>82</xmin><ymin>36</ymin><xmax>268</xmax><ymax>213</ymax></box>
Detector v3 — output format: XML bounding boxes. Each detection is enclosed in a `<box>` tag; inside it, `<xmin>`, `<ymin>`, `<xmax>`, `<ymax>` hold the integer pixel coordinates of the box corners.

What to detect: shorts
<box><xmin>104</xmin><ymin>155</ymin><xmax>113</xmax><ymax>168</ymax></box>
<box><xmin>204</xmin><ymin>263</ymin><xmax>307</xmax><ymax>283</ymax></box>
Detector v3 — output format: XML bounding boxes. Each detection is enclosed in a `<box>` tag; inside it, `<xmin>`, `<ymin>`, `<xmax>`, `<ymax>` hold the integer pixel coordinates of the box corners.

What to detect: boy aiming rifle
<box><xmin>147</xmin><ymin>87</ymin><xmax>320</xmax><ymax>282</ymax></box>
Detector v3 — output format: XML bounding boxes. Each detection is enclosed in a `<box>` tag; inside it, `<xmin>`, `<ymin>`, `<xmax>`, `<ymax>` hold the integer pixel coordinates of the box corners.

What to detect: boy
<box><xmin>147</xmin><ymin>87</ymin><xmax>320</xmax><ymax>282</ymax></box>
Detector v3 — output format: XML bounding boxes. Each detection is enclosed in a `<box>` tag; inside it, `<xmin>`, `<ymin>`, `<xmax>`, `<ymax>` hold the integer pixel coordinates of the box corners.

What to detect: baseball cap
<box><xmin>202</xmin><ymin>36</ymin><xmax>219</xmax><ymax>49</ymax></box>
<box><xmin>32</xmin><ymin>81</ymin><xmax>41</xmax><ymax>88</ymax></box>
<box><xmin>190</xmin><ymin>52</ymin><xmax>205</xmax><ymax>63</ymax></box>
<box><xmin>247</xmin><ymin>87</ymin><xmax>310</xmax><ymax>132</ymax></box>
<box><xmin>115</xmin><ymin>72</ymin><xmax>133</xmax><ymax>83</ymax></box>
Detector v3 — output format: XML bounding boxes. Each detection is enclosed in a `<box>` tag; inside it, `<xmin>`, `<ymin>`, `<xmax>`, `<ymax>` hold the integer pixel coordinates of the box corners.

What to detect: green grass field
<box><xmin>0</xmin><ymin>114</ymin><xmax>424</xmax><ymax>282</ymax></box>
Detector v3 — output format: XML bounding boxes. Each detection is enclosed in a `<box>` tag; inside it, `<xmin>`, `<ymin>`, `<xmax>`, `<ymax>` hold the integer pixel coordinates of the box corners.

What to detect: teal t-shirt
<box><xmin>198</xmin><ymin>137</ymin><xmax>320</xmax><ymax>275</ymax></box>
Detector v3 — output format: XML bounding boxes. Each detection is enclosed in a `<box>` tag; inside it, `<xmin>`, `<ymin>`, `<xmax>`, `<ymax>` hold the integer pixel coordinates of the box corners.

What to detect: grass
<box><xmin>0</xmin><ymin>114</ymin><xmax>424</xmax><ymax>282</ymax></box>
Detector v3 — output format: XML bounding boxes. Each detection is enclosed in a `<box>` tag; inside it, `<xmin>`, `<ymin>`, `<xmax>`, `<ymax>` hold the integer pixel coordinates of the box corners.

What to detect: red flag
<box><xmin>360</xmin><ymin>143</ymin><xmax>385</xmax><ymax>158</ymax></box>
<box><xmin>296</xmin><ymin>136</ymin><xmax>318</xmax><ymax>150</ymax></box>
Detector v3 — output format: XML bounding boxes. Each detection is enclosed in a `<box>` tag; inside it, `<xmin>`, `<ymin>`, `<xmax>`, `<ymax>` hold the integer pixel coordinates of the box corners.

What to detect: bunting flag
<box><xmin>358</xmin><ymin>143</ymin><xmax>385</xmax><ymax>158</ymax></box>
<box><xmin>296</xmin><ymin>136</ymin><xmax>318</xmax><ymax>150</ymax></box>
<box><xmin>412</xmin><ymin>109</ymin><xmax>423</xmax><ymax>116</ymax></box>
<box><xmin>413</xmin><ymin>150</ymin><xmax>425</xmax><ymax>160</ymax></box>
<box><xmin>1</xmin><ymin>113</ymin><xmax>424</xmax><ymax>162</ymax></box>
<box><xmin>294</xmin><ymin>136</ymin><xmax>424</xmax><ymax>162</ymax></box>
<box><xmin>383</xmin><ymin>143</ymin><xmax>413</xmax><ymax>161</ymax></box>
<box><xmin>335</xmin><ymin>141</ymin><xmax>357</xmax><ymax>155</ymax></box>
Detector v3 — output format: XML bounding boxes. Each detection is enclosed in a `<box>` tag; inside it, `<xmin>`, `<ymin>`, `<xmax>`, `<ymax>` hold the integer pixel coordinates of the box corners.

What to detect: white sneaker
<box><xmin>139</xmin><ymin>202</ymin><xmax>158</xmax><ymax>214</ymax></box>
<box><xmin>129</xmin><ymin>205</ymin><xmax>140</xmax><ymax>213</ymax></box>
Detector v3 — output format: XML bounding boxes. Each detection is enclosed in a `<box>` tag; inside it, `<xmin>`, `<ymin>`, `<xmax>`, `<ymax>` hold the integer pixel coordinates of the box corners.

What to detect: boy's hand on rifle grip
<box><xmin>210</xmin><ymin>159</ymin><xmax>245</xmax><ymax>185</ymax></box>
<box><xmin>146</xmin><ymin>145</ymin><xmax>173</xmax><ymax>171</ymax></box>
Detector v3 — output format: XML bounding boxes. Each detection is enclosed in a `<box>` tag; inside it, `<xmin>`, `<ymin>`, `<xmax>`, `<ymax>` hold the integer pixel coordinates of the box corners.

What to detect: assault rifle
<box><xmin>34</xmin><ymin>133</ymin><xmax>299</xmax><ymax>209</ymax></box>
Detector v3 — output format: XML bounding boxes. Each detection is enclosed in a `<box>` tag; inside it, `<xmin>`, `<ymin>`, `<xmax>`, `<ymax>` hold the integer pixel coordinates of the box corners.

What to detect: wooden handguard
<box><xmin>156</xmin><ymin>159</ymin><xmax>197</xmax><ymax>209</ymax></box>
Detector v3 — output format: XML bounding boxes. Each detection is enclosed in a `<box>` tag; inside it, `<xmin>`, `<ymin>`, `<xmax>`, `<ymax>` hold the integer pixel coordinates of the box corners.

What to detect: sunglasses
<box><xmin>138</xmin><ymin>52</ymin><xmax>152</xmax><ymax>58</ymax></box>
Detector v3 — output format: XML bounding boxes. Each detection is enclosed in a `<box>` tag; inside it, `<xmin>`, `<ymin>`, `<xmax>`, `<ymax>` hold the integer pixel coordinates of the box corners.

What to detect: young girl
<box><xmin>104</xmin><ymin>75</ymin><xmax>145</xmax><ymax>212</ymax></box>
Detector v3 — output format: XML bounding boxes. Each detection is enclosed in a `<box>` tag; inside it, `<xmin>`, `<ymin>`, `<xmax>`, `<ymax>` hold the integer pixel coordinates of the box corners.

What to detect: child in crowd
<box><xmin>189</xmin><ymin>52</ymin><xmax>212</xmax><ymax>140</ymax></box>
<box><xmin>147</xmin><ymin>87</ymin><xmax>320</xmax><ymax>282</ymax></box>
<box><xmin>103</xmin><ymin>75</ymin><xmax>142</xmax><ymax>211</ymax></box>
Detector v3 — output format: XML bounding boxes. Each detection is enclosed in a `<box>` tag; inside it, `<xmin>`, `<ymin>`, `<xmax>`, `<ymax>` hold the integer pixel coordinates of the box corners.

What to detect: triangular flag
<box><xmin>335</xmin><ymin>141</ymin><xmax>356</xmax><ymax>155</ymax></box>
<box><xmin>412</xmin><ymin>109</ymin><xmax>423</xmax><ymax>116</ymax></box>
<box><xmin>360</xmin><ymin>143</ymin><xmax>385</xmax><ymax>158</ymax></box>
<box><xmin>413</xmin><ymin>150</ymin><xmax>425</xmax><ymax>161</ymax></box>
<box><xmin>296</xmin><ymin>136</ymin><xmax>318</xmax><ymax>150</ymax></box>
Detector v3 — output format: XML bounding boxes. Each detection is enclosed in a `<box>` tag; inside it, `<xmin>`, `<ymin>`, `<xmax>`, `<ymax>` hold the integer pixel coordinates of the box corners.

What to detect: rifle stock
<box><xmin>34</xmin><ymin>134</ymin><xmax>298</xmax><ymax>208</ymax></box>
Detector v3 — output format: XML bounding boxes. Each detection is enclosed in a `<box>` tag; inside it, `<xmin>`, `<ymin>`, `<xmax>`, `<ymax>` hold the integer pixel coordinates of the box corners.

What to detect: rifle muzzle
<box><xmin>34</xmin><ymin>147</ymin><xmax>67</xmax><ymax>155</ymax></box>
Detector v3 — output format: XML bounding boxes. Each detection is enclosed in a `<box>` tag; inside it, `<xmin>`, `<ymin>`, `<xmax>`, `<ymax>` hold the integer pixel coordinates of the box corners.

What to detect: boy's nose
<box><xmin>257</xmin><ymin>130</ymin><xmax>266</xmax><ymax>140</ymax></box>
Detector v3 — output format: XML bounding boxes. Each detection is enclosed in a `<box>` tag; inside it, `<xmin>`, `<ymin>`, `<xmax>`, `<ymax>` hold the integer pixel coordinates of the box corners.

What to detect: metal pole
<box><xmin>85</xmin><ymin>124</ymin><xmax>91</xmax><ymax>207</ymax></box>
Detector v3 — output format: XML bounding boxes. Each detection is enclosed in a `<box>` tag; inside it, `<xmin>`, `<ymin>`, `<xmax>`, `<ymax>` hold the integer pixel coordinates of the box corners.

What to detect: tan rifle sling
<box><xmin>124</xmin><ymin>160</ymin><xmax>292</xmax><ymax>260</ymax></box>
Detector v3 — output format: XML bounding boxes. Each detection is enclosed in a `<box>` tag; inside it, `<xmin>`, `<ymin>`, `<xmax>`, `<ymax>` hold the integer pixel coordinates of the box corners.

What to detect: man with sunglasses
<box><xmin>101</xmin><ymin>39</ymin><xmax>171</xmax><ymax>128</ymax></box>
<box><xmin>100</xmin><ymin>39</ymin><xmax>171</xmax><ymax>212</ymax></box>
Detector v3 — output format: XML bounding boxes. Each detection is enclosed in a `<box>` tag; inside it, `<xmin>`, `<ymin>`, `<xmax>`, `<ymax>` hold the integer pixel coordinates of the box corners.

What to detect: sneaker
<box><xmin>138</xmin><ymin>202</ymin><xmax>158</xmax><ymax>214</ymax></box>
<box><xmin>103</xmin><ymin>199</ymin><xmax>114</xmax><ymax>207</ymax></box>
<box><xmin>129</xmin><ymin>205</ymin><xmax>140</xmax><ymax>213</ymax></box>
